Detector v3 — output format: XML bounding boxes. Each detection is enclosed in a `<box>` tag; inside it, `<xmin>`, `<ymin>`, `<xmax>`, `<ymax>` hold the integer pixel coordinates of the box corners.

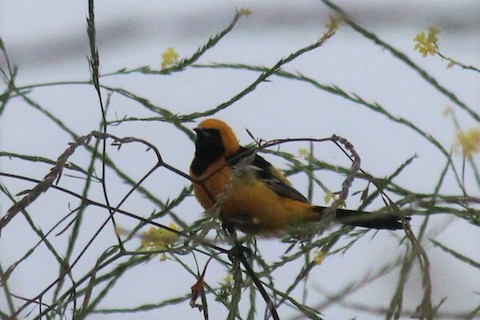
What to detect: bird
<box><xmin>190</xmin><ymin>118</ymin><xmax>405</xmax><ymax>237</ymax></box>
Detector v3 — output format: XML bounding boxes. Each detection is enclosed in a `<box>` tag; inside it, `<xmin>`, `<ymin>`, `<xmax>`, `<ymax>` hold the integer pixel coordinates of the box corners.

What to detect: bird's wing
<box><xmin>228</xmin><ymin>147</ymin><xmax>309</xmax><ymax>204</ymax></box>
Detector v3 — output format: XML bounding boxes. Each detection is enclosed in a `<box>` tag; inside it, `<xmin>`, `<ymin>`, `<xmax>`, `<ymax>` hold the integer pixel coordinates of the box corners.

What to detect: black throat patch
<box><xmin>190</xmin><ymin>128</ymin><xmax>225</xmax><ymax>175</ymax></box>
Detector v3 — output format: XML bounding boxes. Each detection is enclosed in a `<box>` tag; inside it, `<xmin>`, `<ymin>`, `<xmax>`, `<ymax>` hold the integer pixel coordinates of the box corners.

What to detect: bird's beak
<box><xmin>193</xmin><ymin>127</ymin><xmax>207</xmax><ymax>137</ymax></box>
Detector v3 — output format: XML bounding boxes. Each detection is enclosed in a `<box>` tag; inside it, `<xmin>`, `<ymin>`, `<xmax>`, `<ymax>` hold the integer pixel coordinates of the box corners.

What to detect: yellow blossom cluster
<box><xmin>161</xmin><ymin>47</ymin><xmax>179</xmax><ymax>69</ymax></box>
<box><xmin>414</xmin><ymin>27</ymin><xmax>440</xmax><ymax>57</ymax></box>
<box><xmin>140</xmin><ymin>223</ymin><xmax>180</xmax><ymax>252</ymax></box>
<box><xmin>456</xmin><ymin>129</ymin><xmax>480</xmax><ymax>159</ymax></box>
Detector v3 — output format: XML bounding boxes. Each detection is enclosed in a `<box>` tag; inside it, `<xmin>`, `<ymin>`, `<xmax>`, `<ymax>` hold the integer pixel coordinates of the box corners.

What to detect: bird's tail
<box><xmin>313</xmin><ymin>206</ymin><xmax>406</xmax><ymax>230</ymax></box>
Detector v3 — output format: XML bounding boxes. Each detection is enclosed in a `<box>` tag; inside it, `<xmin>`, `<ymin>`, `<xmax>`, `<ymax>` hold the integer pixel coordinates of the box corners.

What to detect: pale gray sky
<box><xmin>1</xmin><ymin>1</ymin><xmax>479</xmax><ymax>319</ymax></box>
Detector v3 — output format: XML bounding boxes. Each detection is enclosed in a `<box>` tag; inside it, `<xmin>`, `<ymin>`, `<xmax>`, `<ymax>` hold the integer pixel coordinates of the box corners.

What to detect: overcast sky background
<box><xmin>1</xmin><ymin>1</ymin><xmax>479</xmax><ymax>319</ymax></box>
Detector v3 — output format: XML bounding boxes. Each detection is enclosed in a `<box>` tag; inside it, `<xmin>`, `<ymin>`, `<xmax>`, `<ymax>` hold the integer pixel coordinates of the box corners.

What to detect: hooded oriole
<box><xmin>190</xmin><ymin>118</ymin><xmax>404</xmax><ymax>236</ymax></box>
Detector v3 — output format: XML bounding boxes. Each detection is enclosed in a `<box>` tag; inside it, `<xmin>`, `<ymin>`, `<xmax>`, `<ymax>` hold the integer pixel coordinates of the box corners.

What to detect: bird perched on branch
<box><xmin>190</xmin><ymin>118</ymin><xmax>405</xmax><ymax>237</ymax></box>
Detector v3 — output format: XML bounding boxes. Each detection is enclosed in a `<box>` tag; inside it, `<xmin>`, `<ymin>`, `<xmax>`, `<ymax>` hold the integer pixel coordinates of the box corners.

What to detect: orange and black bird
<box><xmin>190</xmin><ymin>118</ymin><xmax>405</xmax><ymax>236</ymax></box>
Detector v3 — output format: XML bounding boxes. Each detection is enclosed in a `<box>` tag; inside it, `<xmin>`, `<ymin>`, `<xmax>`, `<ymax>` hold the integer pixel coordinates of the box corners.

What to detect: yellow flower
<box><xmin>141</xmin><ymin>223</ymin><xmax>180</xmax><ymax>252</ymax></box>
<box><xmin>239</xmin><ymin>8</ymin><xmax>252</xmax><ymax>17</ymax></box>
<box><xmin>313</xmin><ymin>250</ymin><xmax>326</xmax><ymax>265</ymax></box>
<box><xmin>414</xmin><ymin>27</ymin><xmax>440</xmax><ymax>57</ymax></box>
<box><xmin>325</xmin><ymin>15</ymin><xmax>342</xmax><ymax>32</ymax></box>
<box><xmin>456</xmin><ymin>129</ymin><xmax>480</xmax><ymax>159</ymax></box>
<box><xmin>298</xmin><ymin>148</ymin><xmax>310</xmax><ymax>157</ymax></box>
<box><xmin>223</xmin><ymin>274</ymin><xmax>233</xmax><ymax>285</ymax></box>
<box><xmin>161</xmin><ymin>47</ymin><xmax>179</xmax><ymax>69</ymax></box>
<box><xmin>324</xmin><ymin>191</ymin><xmax>336</xmax><ymax>204</ymax></box>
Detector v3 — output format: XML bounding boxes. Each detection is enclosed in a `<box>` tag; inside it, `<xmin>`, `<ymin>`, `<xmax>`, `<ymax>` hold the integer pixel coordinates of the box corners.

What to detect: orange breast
<box><xmin>191</xmin><ymin>161</ymin><xmax>317</xmax><ymax>236</ymax></box>
<box><xmin>191</xmin><ymin>158</ymin><xmax>233</xmax><ymax>210</ymax></box>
